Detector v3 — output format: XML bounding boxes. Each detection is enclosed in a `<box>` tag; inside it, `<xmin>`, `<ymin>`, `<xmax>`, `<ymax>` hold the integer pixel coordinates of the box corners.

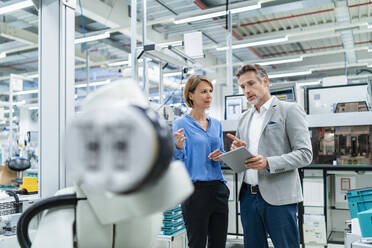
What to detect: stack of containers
<box><xmin>346</xmin><ymin>187</ymin><xmax>372</xmax><ymax>238</ymax></box>
<box><xmin>160</xmin><ymin>204</ymin><xmax>186</xmax><ymax>235</ymax></box>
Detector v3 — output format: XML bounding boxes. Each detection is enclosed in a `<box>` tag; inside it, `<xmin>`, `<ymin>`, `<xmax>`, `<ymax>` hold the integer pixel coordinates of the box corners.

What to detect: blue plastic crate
<box><xmin>163</xmin><ymin>219</ymin><xmax>184</xmax><ymax>228</ymax></box>
<box><xmin>346</xmin><ymin>187</ymin><xmax>372</xmax><ymax>219</ymax></box>
<box><xmin>358</xmin><ymin>208</ymin><xmax>372</xmax><ymax>238</ymax></box>
<box><xmin>161</xmin><ymin>224</ymin><xmax>185</xmax><ymax>235</ymax></box>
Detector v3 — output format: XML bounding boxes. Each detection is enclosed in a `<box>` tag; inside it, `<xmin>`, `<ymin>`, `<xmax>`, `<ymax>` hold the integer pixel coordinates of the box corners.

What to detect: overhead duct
<box><xmin>334</xmin><ymin>2</ymin><xmax>356</xmax><ymax>64</ymax></box>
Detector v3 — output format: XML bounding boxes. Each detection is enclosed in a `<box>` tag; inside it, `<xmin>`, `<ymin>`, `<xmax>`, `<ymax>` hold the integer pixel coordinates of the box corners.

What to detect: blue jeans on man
<box><xmin>240</xmin><ymin>183</ymin><xmax>300</xmax><ymax>248</ymax></box>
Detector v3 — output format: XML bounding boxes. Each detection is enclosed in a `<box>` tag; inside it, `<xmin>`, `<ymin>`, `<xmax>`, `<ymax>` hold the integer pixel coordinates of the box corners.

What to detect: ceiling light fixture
<box><xmin>108</xmin><ymin>59</ymin><xmax>143</xmax><ymax>67</ymax></box>
<box><xmin>174</xmin><ymin>2</ymin><xmax>261</xmax><ymax>24</ymax></box>
<box><xmin>27</xmin><ymin>73</ymin><xmax>39</xmax><ymax>78</ymax></box>
<box><xmin>12</xmin><ymin>80</ymin><xmax>111</xmax><ymax>95</ymax></box>
<box><xmin>13</xmin><ymin>89</ymin><xmax>39</xmax><ymax>95</ymax></box>
<box><xmin>230</xmin><ymin>3</ymin><xmax>261</xmax><ymax>14</ymax></box>
<box><xmin>157</xmin><ymin>40</ymin><xmax>183</xmax><ymax>48</ymax></box>
<box><xmin>0</xmin><ymin>0</ymin><xmax>33</xmax><ymax>15</ymax></box>
<box><xmin>75</xmin><ymin>80</ymin><xmax>110</xmax><ymax>88</ymax></box>
<box><xmin>108</xmin><ymin>60</ymin><xmax>130</xmax><ymax>67</ymax></box>
<box><xmin>268</xmin><ymin>70</ymin><xmax>312</xmax><ymax>79</ymax></box>
<box><xmin>75</xmin><ymin>32</ymin><xmax>110</xmax><ymax>44</ymax></box>
<box><xmin>0</xmin><ymin>52</ymin><xmax>6</xmax><ymax>59</ymax></box>
<box><xmin>216</xmin><ymin>36</ymin><xmax>288</xmax><ymax>51</ymax></box>
<box><xmin>174</xmin><ymin>10</ymin><xmax>227</xmax><ymax>24</ymax></box>
<box><xmin>297</xmin><ymin>80</ymin><xmax>321</xmax><ymax>87</ymax></box>
<box><xmin>258</xmin><ymin>56</ymin><xmax>303</xmax><ymax>66</ymax></box>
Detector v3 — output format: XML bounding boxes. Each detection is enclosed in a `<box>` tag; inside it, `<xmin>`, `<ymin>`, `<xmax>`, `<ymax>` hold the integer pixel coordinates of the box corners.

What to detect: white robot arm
<box><xmin>16</xmin><ymin>80</ymin><xmax>193</xmax><ymax>248</ymax></box>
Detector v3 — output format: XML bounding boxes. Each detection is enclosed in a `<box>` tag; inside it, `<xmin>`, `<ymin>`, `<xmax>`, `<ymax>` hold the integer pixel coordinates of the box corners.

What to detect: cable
<box><xmin>5</xmin><ymin>190</ymin><xmax>20</xmax><ymax>213</ymax></box>
<box><xmin>16</xmin><ymin>194</ymin><xmax>81</xmax><ymax>248</ymax></box>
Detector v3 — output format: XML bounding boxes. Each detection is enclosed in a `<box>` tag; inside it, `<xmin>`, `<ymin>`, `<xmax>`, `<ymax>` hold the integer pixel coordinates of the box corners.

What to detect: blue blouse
<box><xmin>173</xmin><ymin>114</ymin><xmax>225</xmax><ymax>182</ymax></box>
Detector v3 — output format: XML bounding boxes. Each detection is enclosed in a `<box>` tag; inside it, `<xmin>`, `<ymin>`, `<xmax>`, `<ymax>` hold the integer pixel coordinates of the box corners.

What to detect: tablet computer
<box><xmin>218</xmin><ymin>147</ymin><xmax>253</xmax><ymax>173</ymax></box>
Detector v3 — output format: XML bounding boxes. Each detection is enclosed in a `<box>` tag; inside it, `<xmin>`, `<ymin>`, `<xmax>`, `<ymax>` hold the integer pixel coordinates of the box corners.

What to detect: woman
<box><xmin>173</xmin><ymin>74</ymin><xmax>229</xmax><ymax>248</ymax></box>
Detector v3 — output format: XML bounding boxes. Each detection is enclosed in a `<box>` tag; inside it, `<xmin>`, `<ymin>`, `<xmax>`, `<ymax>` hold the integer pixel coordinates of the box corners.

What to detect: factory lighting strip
<box><xmin>216</xmin><ymin>36</ymin><xmax>288</xmax><ymax>50</ymax></box>
<box><xmin>74</xmin><ymin>80</ymin><xmax>110</xmax><ymax>88</ymax></box>
<box><xmin>268</xmin><ymin>70</ymin><xmax>312</xmax><ymax>79</ymax></box>
<box><xmin>257</xmin><ymin>56</ymin><xmax>303</xmax><ymax>66</ymax></box>
<box><xmin>297</xmin><ymin>81</ymin><xmax>321</xmax><ymax>87</ymax></box>
<box><xmin>174</xmin><ymin>2</ymin><xmax>261</xmax><ymax>24</ymax></box>
<box><xmin>75</xmin><ymin>32</ymin><xmax>110</xmax><ymax>44</ymax></box>
<box><xmin>13</xmin><ymin>80</ymin><xmax>111</xmax><ymax>95</ymax></box>
<box><xmin>0</xmin><ymin>0</ymin><xmax>33</xmax><ymax>15</ymax></box>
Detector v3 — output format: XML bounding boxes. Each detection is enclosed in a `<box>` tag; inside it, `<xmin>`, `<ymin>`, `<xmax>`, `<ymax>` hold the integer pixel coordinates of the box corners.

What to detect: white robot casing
<box><xmin>30</xmin><ymin>79</ymin><xmax>193</xmax><ymax>248</ymax></box>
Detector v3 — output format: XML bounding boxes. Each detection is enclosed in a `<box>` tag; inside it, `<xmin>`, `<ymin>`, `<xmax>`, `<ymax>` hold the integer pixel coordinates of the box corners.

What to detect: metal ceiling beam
<box><xmin>0</xmin><ymin>21</ymin><xmax>104</xmax><ymax>63</ymax></box>
<box><xmin>0</xmin><ymin>22</ymin><xmax>37</xmax><ymax>44</ymax></box>
<box><xmin>79</xmin><ymin>0</ymin><xmax>222</xmax><ymax>71</ymax></box>
<box><xmin>202</xmin><ymin>21</ymin><xmax>371</xmax><ymax>51</ymax></box>
<box><xmin>236</xmin><ymin>0</ymin><xmax>335</xmax><ymax>20</ymax></box>
<box><xmin>198</xmin><ymin>46</ymin><xmax>369</xmax><ymax>70</ymax></box>
<box><xmin>162</xmin><ymin>0</ymin><xmax>334</xmax><ymax>35</ymax></box>
<box><xmin>79</xmin><ymin>0</ymin><xmax>172</xmax><ymax>44</ymax></box>
<box><xmin>334</xmin><ymin>1</ymin><xmax>356</xmax><ymax>64</ymax></box>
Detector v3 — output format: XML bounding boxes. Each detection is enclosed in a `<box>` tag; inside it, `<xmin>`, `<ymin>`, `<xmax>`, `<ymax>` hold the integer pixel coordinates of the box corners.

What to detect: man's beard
<box><xmin>247</xmin><ymin>94</ymin><xmax>263</xmax><ymax>106</ymax></box>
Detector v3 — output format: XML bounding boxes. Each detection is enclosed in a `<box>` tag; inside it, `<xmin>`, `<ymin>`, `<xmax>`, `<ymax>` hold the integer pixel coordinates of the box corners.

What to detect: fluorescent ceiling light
<box><xmin>14</xmin><ymin>100</ymin><xmax>26</xmax><ymax>106</ymax></box>
<box><xmin>13</xmin><ymin>89</ymin><xmax>38</xmax><ymax>95</ymax></box>
<box><xmin>217</xmin><ymin>36</ymin><xmax>288</xmax><ymax>51</ymax></box>
<box><xmin>268</xmin><ymin>70</ymin><xmax>312</xmax><ymax>79</ymax></box>
<box><xmin>0</xmin><ymin>52</ymin><xmax>6</xmax><ymax>59</ymax></box>
<box><xmin>164</xmin><ymin>69</ymin><xmax>195</xmax><ymax>77</ymax></box>
<box><xmin>157</xmin><ymin>40</ymin><xmax>183</xmax><ymax>48</ymax></box>
<box><xmin>75</xmin><ymin>80</ymin><xmax>110</xmax><ymax>88</ymax></box>
<box><xmin>0</xmin><ymin>0</ymin><xmax>33</xmax><ymax>15</ymax></box>
<box><xmin>75</xmin><ymin>32</ymin><xmax>110</xmax><ymax>44</ymax></box>
<box><xmin>27</xmin><ymin>73</ymin><xmax>39</xmax><ymax>78</ymax></box>
<box><xmin>12</xmin><ymin>80</ymin><xmax>110</xmax><ymax>95</ymax></box>
<box><xmin>174</xmin><ymin>10</ymin><xmax>226</xmax><ymax>24</ymax></box>
<box><xmin>28</xmin><ymin>106</ymin><xmax>38</xmax><ymax>110</ymax></box>
<box><xmin>174</xmin><ymin>3</ymin><xmax>261</xmax><ymax>24</ymax></box>
<box><xmin>108</xmin><ymin>60</ymin><xmax>130</xmax><ymax>67</ymax></box>
<box><xmin>108</xmin><ymin>59</ymin><xmax>143</xmax><ymax>67</ymax></box>
<box><xmin>164</xmin><ymin>72</ymin><xmax>182</xmax><ymax>77</ymax></box>
<box><xmin>0</xmin><ymin>100</ymin><xmax>26</xmax><ymax>106</ymax></box>
<box><xmin>3</xmin><ymin>109</ymin><xmax>15</xmax><ymax>114</ymax></box>
<box><xmin>297</xmin><ymin>81</ymin><xmax>321</xmax><ymax>87</ymax></box>
<box><xmin>230</xmin><ymin>3</ymin><xmax>261</xmax><ymax>14</ymax></box>
<box><xmin>258</xmin><ymin>56</ymin><xmax>303</xmax><ymax>66</ymax></box>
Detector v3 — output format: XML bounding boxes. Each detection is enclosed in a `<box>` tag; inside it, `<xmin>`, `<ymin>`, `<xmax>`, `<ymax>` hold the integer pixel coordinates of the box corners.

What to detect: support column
<box><xmin>159</xmin><ymin>63</ymin><xmax>164</xmax><ymax>104</ymax></box>
<box><xmin>131</xmin><ymin>0</ymin><xmax>138</xmax><ymax>82</ymax></box>
<box><xmin>39</xmin><ymin>0</ymin><xmax>75</xmax><ymax>198</ymax></box>
<box><xmin>225</xmin><ymin>10</ymin><xmax>233</xmax><ymax>95</ymax></box>
<box><xmin>142</xmin><ymin>0</ymin><xmax>149</xmax><ymax>96</ymax></box>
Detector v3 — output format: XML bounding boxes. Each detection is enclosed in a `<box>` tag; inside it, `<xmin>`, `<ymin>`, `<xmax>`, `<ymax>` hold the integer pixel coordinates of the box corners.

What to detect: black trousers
<box><xmin>181</xmin><ymin>180</ymin><xmax>230</xmax><ymax>248</ymax></box>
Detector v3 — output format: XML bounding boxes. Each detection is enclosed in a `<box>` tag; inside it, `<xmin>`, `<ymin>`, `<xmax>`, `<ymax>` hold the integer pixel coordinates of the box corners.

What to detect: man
<box><xmin>227</xmin><ymin>64</ymin><xmax>312</xmax><ymax>248</ymax></box>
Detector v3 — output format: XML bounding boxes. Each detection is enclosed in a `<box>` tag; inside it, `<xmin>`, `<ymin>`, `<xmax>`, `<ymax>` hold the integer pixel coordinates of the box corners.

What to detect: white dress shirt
<box><xmin>244</xmin><ymin>97</ymin><xmax>274</xmax><ymax>185</ymax></box>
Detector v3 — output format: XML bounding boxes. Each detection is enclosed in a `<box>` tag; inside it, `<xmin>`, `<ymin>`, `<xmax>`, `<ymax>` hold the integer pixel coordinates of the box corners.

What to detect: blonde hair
<box><xmin>183</xmin><ymin>75</ymin><xmax>213</xmax><ymax>108</ymax></box>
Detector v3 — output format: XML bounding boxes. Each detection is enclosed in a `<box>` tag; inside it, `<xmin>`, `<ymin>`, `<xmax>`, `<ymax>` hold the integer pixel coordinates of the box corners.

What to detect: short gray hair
<box><xmin>235</xmin><ymin>64</ymin><xmax>268</xmax><ymax>81</ymax></box>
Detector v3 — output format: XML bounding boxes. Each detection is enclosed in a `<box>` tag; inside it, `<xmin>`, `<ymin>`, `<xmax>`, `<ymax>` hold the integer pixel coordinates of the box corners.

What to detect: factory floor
<box><xmin>155</xmin><ymin>232</ymin><xmax>345</xmax><ymax>248</ymax></box>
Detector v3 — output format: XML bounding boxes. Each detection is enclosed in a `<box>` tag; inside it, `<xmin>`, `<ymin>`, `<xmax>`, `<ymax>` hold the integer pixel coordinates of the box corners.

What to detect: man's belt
<box><xmin>243</xmin><ymin>182</ymin><xmax>259</xmax><ymax>194</ymax></box>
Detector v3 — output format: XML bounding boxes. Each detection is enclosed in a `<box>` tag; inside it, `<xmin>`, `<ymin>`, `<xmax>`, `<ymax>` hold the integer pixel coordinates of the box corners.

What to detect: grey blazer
<box><xmin>236</xmin><ymin>96</ymin><xmax>313</xmax><ymax>206</ymax></box>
